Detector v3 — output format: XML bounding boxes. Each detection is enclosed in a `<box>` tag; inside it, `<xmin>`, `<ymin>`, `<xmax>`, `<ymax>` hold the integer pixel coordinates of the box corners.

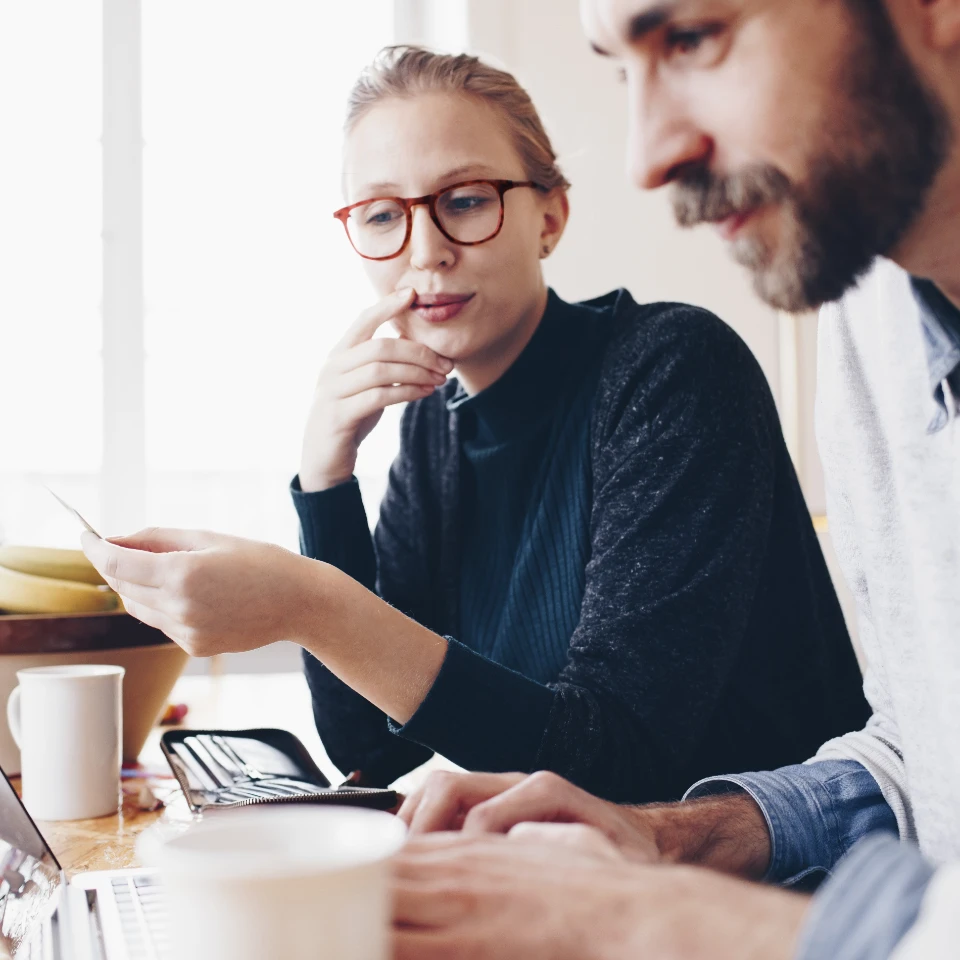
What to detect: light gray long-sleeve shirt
<box><xmin>688</xmin><ymin>257</ymin><xmax>960</xmax><ymax>958</ymax></box>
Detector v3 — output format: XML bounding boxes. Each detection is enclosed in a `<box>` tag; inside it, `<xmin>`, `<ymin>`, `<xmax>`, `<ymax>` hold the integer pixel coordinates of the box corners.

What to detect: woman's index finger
<box><xmin>338</xmin><ymin>287</ymin><xmax>416</xmax><ymax>349</ymax></box>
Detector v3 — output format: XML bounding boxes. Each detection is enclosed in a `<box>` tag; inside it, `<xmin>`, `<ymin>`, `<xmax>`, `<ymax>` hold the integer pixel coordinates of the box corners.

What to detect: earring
<box><xmin>540</xmin><ymin>245</ymin><xmax>550</xmax><ymax>258</ymax></box>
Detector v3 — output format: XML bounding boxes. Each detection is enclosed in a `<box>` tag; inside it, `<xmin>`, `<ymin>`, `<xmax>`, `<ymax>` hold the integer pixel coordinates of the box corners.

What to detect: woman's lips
<box><xmin>412</xmin><ymin>293</ymin><xmax>475</xmax><ymax>324</ymax></box>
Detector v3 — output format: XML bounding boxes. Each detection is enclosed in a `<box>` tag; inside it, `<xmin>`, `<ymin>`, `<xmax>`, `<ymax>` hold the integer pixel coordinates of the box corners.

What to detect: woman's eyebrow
<box><xmin>356</xmin><ymin>164</ymin><xmax>502</xmax><ymax>198</ymax></box>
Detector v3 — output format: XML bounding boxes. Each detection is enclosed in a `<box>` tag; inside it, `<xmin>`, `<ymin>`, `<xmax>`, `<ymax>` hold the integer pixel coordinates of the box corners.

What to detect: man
<box><xmin>390</xmin><ymin>0</ymin><xmax>960</xmax><ymax>957</ymax></box>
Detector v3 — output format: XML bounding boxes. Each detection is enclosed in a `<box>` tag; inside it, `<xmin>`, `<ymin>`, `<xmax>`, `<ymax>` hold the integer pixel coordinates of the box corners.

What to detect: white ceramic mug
<box><xmin>6</xmin><ymin>664</ymin><xmax>124</xmax><ymax>821</ymax></box>
<box><xmin>138</xmin><ymin>806</ymin><xmax>407</xmax><ymax>960</ymax></box>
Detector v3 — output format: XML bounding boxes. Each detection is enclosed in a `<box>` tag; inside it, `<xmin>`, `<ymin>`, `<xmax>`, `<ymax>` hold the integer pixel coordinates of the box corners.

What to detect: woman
<box><xmin>83</xmin><ymin>47</ymin><xmax>867</xmax><ymax>803</ymax></box>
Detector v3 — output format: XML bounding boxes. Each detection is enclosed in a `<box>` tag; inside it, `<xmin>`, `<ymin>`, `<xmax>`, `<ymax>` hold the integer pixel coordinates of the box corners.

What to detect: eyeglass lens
<box><xmin>345</xmin><ymin>182</ymin><xmax>503</xmax><ymax>258</ymax></box>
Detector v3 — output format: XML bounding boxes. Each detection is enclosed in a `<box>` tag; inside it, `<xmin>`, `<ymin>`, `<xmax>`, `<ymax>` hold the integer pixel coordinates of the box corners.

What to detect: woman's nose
<box><xmin>407</xmin><ymin>204</ymin><xmax>456</xmax><ymax>270</ymax></box>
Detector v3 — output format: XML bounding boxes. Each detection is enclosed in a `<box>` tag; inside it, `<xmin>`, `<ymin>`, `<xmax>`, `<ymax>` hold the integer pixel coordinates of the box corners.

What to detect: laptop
<box><xmin>0</xmin><ymin>764</ymin><xmax>169</xmax><ymax>959</ymax></box>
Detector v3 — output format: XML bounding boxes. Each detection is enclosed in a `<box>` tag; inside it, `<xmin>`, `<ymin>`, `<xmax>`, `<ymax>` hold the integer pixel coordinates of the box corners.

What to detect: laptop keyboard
<box><xmin>109</xmin><ymin>876</ymin><xmax>169</xmax><ymax>960</ymax></box>
<box><xmin>22</xmin><ymin>914</ymin><xmax>56</xmax><ymax>960</ymax></box>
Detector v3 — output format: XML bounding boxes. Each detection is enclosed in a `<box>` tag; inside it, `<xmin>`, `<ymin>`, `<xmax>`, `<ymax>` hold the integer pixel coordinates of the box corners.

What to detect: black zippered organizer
<box><xmin>160</xmin><ymin>728</ymin><xmax>397</xmax><ymax>813</ymax></box>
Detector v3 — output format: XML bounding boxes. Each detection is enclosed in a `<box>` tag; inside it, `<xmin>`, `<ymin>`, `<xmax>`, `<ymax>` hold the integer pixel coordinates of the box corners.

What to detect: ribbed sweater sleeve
<box><xmin>292</xmin><ymin>470</ymin><xmax>433</xmax><ymax>785</ymax></box>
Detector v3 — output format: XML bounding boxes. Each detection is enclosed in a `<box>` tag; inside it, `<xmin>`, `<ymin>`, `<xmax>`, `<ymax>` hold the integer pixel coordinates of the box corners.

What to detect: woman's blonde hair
<box><xmin>345</xmin><ymin>45</ymin><xmax>571</xmax><ymax>192</ymax></box>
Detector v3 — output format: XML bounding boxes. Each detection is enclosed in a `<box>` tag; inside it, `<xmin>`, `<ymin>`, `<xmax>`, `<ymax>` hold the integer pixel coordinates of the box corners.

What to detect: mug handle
<box><xmin>6</xmin><ymin>686</ymin><xmax>21</xmax><ymax>748</ymax></box>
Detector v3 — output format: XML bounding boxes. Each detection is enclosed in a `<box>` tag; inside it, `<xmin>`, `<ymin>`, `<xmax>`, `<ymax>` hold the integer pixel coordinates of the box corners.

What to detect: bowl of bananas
<box><xmin>0</xmin><ymin>545</ymin><xmax>190</xmax><ymax>774</ymax></box>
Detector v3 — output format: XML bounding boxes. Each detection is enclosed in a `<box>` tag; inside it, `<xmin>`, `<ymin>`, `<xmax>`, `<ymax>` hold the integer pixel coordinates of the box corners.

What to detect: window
<box><xmin>142</xmin><ymin>1</ymin><xmax>397</xmax><ymax>547</ymax></box>
<box><xmin>0</xmin><ymin>3</ymin><xmax>103</xmax><ymax>546</ymax></box>
<box><xmin>1</xmin><ymin>2</ymin><xmax>398</xmax><ymax>554</ymax></box>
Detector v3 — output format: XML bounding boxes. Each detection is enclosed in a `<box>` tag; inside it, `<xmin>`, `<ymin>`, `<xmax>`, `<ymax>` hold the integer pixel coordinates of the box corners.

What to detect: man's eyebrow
<box><xmin>628</xmin><ymin>3</ymin><xmax>676</xmax><ymax>42</ymax></box>
<box><xmin>589</xmin><ymin>2</ymin><xmax>678</xmax><ymax>56</ymax></box>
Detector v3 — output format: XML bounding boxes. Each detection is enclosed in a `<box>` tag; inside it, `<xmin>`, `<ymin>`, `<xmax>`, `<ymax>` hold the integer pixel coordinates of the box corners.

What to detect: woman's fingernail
<box><xmin>440</xmin><ymin>359</ymin><xmax>454</xmax><ymax>373</ymax></box>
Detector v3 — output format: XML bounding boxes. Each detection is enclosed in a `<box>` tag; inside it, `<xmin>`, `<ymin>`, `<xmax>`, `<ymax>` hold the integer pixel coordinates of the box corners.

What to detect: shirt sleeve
<box><xmin>890</xmin><ymin>862</ymin><xmax>960</xmax><ymax>960</ymax></box>
<box><xmin>794</xmin><ymin>833</ymin><xmax>934</xmax><ymax>960</ymax></box>
<box><xmin>684</xmin><ymin>759</ymin><xmax>897</xmax><ymax>886</ymax></box>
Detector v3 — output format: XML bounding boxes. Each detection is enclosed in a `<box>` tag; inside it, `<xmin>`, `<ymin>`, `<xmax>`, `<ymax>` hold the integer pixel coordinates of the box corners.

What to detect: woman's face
<box><xmin>342</xmin><ymin>92</ymin><xmax>568</xmax><ymax>368</ymax></box>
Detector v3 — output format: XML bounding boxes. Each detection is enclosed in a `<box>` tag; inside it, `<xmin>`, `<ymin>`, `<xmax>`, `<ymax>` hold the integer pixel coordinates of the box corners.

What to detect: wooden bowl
<box><xmin>0</xmin><ymin>611</ymin><xmax>190</xmax><ymax>773</ymax></box>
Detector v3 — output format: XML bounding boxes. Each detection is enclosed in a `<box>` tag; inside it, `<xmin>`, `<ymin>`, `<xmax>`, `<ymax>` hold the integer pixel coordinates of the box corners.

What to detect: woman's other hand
<box><xmin>299</xmin><ymin>288</ymin><xmax>454</xmax><ymax>492</ymax></box>
<box><xmin>80</xmin><ymin>528</ymin><xmax>320</xmax><ymax>657</ymax></box>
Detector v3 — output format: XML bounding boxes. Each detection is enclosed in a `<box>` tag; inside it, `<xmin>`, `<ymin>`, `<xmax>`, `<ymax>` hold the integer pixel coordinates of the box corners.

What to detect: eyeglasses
<box><xmin>333</xmin><ymin>179</ymin><xmax>544</xmax><ymax>261</ymax></box>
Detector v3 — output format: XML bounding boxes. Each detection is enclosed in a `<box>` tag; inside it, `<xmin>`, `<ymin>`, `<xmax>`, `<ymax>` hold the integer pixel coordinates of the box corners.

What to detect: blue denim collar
<box><xmin>909</xmin><ymin>277</ymin><xmax>960</xmax><ymax>433</ymax></box>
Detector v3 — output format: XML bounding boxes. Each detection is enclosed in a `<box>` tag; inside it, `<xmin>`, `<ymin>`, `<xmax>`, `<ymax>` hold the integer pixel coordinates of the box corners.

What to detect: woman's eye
<box><xmin>364</xmin><ymin>207</ymin><xmax>401</xmax><ymax>227</ymax></box>
<box><xmin>445</xmin><ymin>195</ymin><xmax>489</xmax><ymax>213</ymax></box>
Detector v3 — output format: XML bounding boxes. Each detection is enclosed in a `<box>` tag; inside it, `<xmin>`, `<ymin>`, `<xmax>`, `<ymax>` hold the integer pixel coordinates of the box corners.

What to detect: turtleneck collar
<box><xmin>446</xmin><ymin>289</ymin><xmax>590</xmax><ymax>445</ymax></box>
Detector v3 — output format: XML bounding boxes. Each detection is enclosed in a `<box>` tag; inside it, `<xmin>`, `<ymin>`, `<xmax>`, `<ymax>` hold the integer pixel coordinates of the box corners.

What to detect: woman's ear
<box><xmin>539</xmin><ymin>189</ymin><xmax>570</xmax><ymax>259</ymax></box>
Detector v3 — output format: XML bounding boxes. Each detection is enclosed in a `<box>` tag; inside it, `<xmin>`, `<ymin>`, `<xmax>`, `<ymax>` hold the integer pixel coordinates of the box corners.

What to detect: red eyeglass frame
<box><xmin>332</xmin><ymin>178</ymin><xmax>544</xmax><ymax>261</ymax></box>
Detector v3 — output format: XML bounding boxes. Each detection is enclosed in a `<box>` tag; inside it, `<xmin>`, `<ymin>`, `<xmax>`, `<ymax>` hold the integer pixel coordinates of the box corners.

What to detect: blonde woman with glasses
<box><xmin>83</xmin><ymin>46</ymin><xmax>867</xmax><ymax>803</ymax></box>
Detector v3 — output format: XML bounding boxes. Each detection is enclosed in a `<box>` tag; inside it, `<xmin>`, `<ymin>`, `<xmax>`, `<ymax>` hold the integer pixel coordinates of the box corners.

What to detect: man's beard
<box><xmin>671</xmin><ymin>0</ymin><xmax>953</xmax><ymax>312</ymax></box>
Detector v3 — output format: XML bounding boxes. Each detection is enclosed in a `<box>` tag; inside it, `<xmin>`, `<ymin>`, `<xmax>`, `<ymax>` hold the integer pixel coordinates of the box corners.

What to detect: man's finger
<box><xmin>392</xmin><ymin>880</ymin><xmax>467</xmax><ymax>928</ymax></box>
<box><xmin>404</xmin><ymin>773</ymin><xmax>525</xmax><ymax>834</ymax></box>
<box><xmin>397</xmin><ymin>832</ymin><xmax>479</xmax><ymax>860</ymax></box>
<box><xmin>507</xmin><ymin>822</ymin><xmax>623</xmax><ymax>861</ymax></box>
<box><xmin>392</xmin><ymin>929</ymin><xmax>451</xmax><ymax>960</ymax></box>
<box><xmin>461</xmin><ymin>777</ymin><xmax>590</xmax><ymax>836</ymax></box>
<box><xmin>82</xmin><ymin>531</ymin><xmax>168</xmax><ymax>588</ymax></box>
<box><xmin>337</xmin><ymin>287</ymin><xmax>416</xmax><ymax>349</ymax></box>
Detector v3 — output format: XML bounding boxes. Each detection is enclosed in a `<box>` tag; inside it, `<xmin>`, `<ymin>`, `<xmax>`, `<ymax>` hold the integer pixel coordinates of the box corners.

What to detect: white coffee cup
<box><xmin>6</xmin><ymin>664</ymin><xmax>124</xmax><ymax>821</ymax></box>
<box><xmin>138</xmin><ymin>806</ymin><xmax>407</xmax><ymax>960</ymax></box>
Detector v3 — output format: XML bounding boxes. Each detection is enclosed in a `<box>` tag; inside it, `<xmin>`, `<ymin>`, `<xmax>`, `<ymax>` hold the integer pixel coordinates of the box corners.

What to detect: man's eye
<box><xmin>664</xmin><ymin>24</ymin><xmax>723</xmax><ymax>59</ymax></box>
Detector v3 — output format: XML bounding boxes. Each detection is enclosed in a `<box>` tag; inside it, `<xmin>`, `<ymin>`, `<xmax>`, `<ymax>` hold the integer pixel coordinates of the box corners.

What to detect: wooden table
<box><xmin>23</xmin><ymin>671</ymin><xmax>458</xmax><ymax>877</ymax></box>
<box><xmin>23</xmin><ymin>672</ymin><xmax>336</xmax><ymax>877</ymax></box>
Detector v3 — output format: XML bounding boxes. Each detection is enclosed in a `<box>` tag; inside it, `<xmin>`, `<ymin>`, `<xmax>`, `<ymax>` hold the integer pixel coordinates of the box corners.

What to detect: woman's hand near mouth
<box><xmin>300</xmin><ymin>287</ymin><xmax>455</xmax><ymax>492</ymax></box>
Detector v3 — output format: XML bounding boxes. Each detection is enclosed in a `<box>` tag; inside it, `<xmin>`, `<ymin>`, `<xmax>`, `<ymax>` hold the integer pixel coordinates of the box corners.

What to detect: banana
<box><xmin>0</xmin><ymin>545</ymin><xmax>106</xmax><ymax>586</ymax></box>
<box><xmin>0</xmin><ymin>564</ymin><xmax>119</xmax><ymax>615</ymax></box>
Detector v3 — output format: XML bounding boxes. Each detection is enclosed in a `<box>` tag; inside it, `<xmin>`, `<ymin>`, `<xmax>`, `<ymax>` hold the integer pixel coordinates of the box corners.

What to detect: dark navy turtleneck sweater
<box><xmin>292</xmin><ymin>289</ymin><xmax>868</xmax><ymax>803</ymax></box>
<box><xmin>452</xmin><ymin>298</ymin><xmax>597</xmax><ymax>682</ymax></box>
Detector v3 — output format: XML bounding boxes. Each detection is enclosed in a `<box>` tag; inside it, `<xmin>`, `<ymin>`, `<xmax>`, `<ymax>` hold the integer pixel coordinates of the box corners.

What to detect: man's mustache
<box><xmin>671</xmin><ymin>164</ymin><xmax>791</xmax><ymax>228</ymax></box>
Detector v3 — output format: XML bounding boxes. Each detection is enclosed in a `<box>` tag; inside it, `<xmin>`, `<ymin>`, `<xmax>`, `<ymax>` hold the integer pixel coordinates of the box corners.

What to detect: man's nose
<box><xmin>627</xmin><ymin>79</ymin><xmax>712</xmax><ymax>190</ymax></box>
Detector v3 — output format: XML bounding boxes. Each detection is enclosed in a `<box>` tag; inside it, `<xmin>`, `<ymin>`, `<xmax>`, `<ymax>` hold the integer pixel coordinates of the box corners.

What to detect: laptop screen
<box><xmin>0</xmin><ymin>766</ymin><xmax>63</xmax><ymax>957</ymax></box>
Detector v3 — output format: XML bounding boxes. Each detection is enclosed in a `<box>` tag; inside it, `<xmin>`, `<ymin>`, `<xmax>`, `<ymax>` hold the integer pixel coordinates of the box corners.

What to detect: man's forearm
<box><xmin>629</xmin><ymin>793</ymin><xmax>772</xmax><ymax>879</ymax></box>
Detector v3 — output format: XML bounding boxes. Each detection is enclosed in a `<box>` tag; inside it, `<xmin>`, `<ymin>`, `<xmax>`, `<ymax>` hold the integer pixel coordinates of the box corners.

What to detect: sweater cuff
<box><xmin>390</xmin><ymin>638</ymin><xmax>555</xmax><ymax>773</ymax></box>
<box><xmin>290</xmin><ymin>475</ymin><xmax>373</xmax><ymax>570</ymax></box>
